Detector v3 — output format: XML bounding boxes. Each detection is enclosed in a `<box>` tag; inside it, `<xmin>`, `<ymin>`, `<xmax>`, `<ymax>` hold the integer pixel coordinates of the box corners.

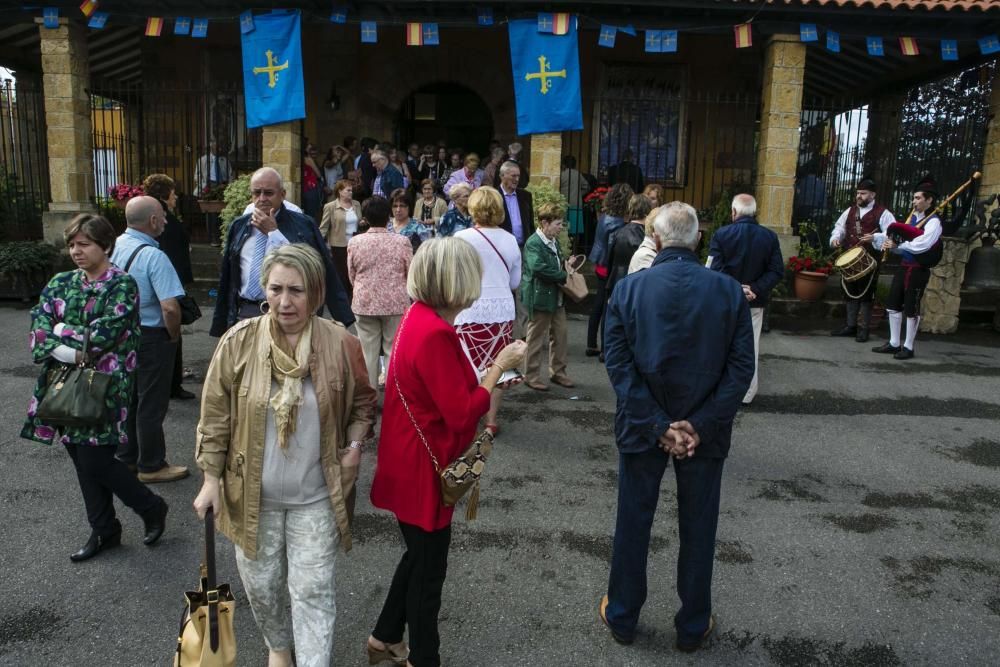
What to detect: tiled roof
<box><xmin>755</xmin><ymin>0</ymin><xmax>1000</xmax><ymax>11</ymax></box>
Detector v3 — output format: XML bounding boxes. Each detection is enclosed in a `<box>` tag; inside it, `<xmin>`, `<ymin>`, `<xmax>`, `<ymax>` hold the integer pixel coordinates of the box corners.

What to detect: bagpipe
<box><xmin>884</xmin><ymin>171</ymin><xmax>981</xmax><ymax>269</ymax></box>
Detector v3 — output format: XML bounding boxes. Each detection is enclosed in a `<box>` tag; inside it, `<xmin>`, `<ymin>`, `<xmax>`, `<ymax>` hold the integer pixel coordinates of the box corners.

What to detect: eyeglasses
<box><xmin>252</xmin><ymin>189</ymin><xmax>277</xmax><ymax>197</ymax></box>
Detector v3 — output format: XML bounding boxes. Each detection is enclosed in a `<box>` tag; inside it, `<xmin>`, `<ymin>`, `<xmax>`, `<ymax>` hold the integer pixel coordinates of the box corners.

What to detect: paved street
<box><xmin>1</xmin><ymin>306</ymin><xmax>998</xmax><ymax>666</ymax></box>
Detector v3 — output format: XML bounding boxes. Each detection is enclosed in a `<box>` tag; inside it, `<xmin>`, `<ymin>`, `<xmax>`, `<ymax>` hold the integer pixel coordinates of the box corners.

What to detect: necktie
<box><xmin>246</xmin><ymin>232</ymin><xmax>267</xmax><ymax>300</ymax></box>
<box><xmin>213</xmin><ymin>156</ymin><xmax>221</xmax><ymax>183</ymax></box>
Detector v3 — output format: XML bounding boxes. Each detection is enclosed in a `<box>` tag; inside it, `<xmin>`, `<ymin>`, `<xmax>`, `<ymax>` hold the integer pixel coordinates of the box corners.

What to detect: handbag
<box><xmin>35</xmin><ymin>328</ymin><xmax>112</xmax><ymax>427</ymax></box>
<box><xmin>174</xmin><ymin>509</ymin><xmax>237</xmax><ymax>667</ymax></box>
<box><xmin>124</xmin><ymin>244</ymin><xmax>201</xmax><ymax>325</ymax></box>
<box><xmin>391</xmin><ymin>309</ymin><xmax>494</xmax><ymax>519</ymax></box>
<box><xmin>561</xmin><ymin>254</ymin><xmax>589</xmax><ymax>303</ymax></box>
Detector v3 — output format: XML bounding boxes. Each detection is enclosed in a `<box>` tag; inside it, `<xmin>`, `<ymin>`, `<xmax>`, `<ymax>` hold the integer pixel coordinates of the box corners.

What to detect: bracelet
<box><xmin>348</xmin><ymin>440</ymin><xmax>363</xmax><ymax>450</ymax></box>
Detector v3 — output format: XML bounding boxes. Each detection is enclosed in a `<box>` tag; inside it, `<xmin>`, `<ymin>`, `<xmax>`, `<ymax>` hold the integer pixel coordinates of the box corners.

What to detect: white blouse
<box><xmin>454</xmin><ymin>227</ymin><xmax>522</xmax><ymax>325</ymax></box>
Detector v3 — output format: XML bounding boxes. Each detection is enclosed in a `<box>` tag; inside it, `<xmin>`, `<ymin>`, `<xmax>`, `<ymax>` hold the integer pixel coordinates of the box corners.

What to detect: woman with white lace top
<box><xmin>453</xmin><ymin>186</ymin><xmax>522</xmax><ymax>435</ymax></box>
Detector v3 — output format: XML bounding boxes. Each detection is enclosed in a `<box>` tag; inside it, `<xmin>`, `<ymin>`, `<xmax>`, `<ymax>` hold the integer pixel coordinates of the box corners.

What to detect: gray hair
<box><xmin>731</xmin><ymin>193</ymin><xmax>756</xmax><ymax>217</ymax></box>
<box><xmin>251</xmin><ymin>167</ymin><xmax>285</xmax><ymax>190</ymax></box>
<box><xmin>448</xmin><ymin>182</ymin><xmax>473</xmax><ymax>199</ymax></box>
<box><xmin>499</xmin><ymin>160</ymin><xmax>521</xmax><ymax>177</ymax></box>
<box><xmin>652</xmin><ymin>201</ymin><xmax>700</xmax><ymax>249</ymax></box>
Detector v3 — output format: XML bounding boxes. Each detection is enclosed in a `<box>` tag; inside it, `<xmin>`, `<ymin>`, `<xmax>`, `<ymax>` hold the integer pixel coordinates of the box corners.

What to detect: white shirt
<box><xmin>830</xmin><ymin>201</ymin><xmax>895</xmax><ymax>250</ymax></box>
<box><xmin>898</xmin><ymin>212</ymin><xmax>943</xmax><ymax>255</ymax></box>
<box><xmin>454</xmin><ymin>227</ymin><xmax>522</xmax><ymax>325</ymax></box>
<box><xmin>238</xmin><ymin>206</ymin><xmax>291</xmax><ymax>299</ymax></box>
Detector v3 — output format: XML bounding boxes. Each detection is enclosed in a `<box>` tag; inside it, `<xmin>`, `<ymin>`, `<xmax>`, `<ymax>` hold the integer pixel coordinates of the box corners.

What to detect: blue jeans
<box><xmin>606</xmin><ymin>448</ymin><xmax>724</xmax><ymax>644</ymax></box>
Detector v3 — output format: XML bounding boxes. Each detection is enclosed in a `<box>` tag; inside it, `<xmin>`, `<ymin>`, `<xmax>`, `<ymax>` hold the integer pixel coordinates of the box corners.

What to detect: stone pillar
<box><xmin>980</xmin><ymin>68</ymin><xmax>1000</xmax><ymax>195</ymax></box>
<box><xmin>528</xmin><ymin>133</ymin><xmax>562</xmax><ymax>188</ymax></box>
<box><xmin>37</xmin><ymin>18</ymin><xmax>95</xmax><ymax>244</ymax></box>
<box><xmin>755</xmin><ymin>35</ymin><xmax>806</xmax><ymax>258</ymax></box>
<box><xmin>262</xmin><ymin>122</ymin><xmax>301</xmax><ymax>205</ymax></box>
<box><xmin>920</xmin><ymin>237</ymin><xmax>974</xmax><ymax>334</ymax></box>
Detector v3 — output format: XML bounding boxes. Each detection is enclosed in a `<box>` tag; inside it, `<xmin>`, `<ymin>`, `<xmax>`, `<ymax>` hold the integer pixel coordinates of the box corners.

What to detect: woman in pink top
<box><xmin>347</xmin><ymin>197</ymin><xmax>412</xmax><ymax>389</ymax></box>
<box><xmin>442</xmin><ymin>152</ymin><xmax>484</xmax><ymax>201</ymax></box>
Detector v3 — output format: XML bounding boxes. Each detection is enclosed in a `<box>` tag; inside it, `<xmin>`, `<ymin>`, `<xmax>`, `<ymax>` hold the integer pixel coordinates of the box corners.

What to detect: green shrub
<box><xmin>219</xmin><ymin>174</ymin><xmax>252</xmax><ymax>250</ymax></box>
<box><xmin>0</xmin><ymin>241</ymin><xmax>60</xmax><ymax>280</ymax></box>
<box><xmin>525</xmin><ymin>181</ymin><xmax>571</xmax><ymax>256</ymax></box>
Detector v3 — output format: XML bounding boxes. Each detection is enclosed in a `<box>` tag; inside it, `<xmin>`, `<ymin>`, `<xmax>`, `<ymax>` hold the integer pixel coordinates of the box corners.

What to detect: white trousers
<box><xmin>235</xmin><ymin>503</ymin><xmax>339</xmax><ymax>667</ymax></box>
<box><xmin>744</xmin><ymin>308</ymin><xmax>763</xmax><ymax>403</ymax></box>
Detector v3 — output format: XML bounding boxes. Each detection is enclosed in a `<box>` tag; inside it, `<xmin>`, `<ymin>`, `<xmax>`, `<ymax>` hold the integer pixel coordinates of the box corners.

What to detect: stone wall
<box><xmin>921</xmin><ymin>236</ymin><xmax>974</xmax><ymax>334</ymax></box>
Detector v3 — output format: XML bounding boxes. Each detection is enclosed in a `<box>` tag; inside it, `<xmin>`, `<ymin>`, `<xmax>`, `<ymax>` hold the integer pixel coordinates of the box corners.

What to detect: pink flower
<box><xmin>95</xmin><ymin>353</ymin><xmax>119</xmax><ymax>373</ymax></box>
<box><xmin>34</xmin><ymin>425</ymin><xmax>55</xmax><ymax>440</ymax></box>
<box><xmin>27</xmin><ymin>396</ymin><xmax>38</xmax><ymax>417</ymax></box>
<box><xmin>32</xmin><ymin>329</ymin><xmax>46</xmax><ymax>347</ymax></box>
<box><xmin>125</xmin><ymin>350</ymin><xmax>138</xmax><ymax>372</ymax></box>
<box><xmin>88</xmin><ymin>437</ymin><xmax>98</xmax><ymax>445</ymax></box>
<box><xmin>53</xmin><ymin>299</ymin><xmax>65</xmax><ymax>319</ymax></box>
<box><xmin>84</xmin><ymin>298</ymin><xmax>96</xmax><ymax>314</ymax></box>
<box><xmin>119</xmin><ymin>432</ymin><xmax>128</xmax><ymax>444</ymax></box>
<box><xmin>42</xmin><ymin>302</ymin><xmax>51</xmax><ymax>314</ymax></box>
<box><xmin>114</xmin><ymin>303</ymin><xmax>127</xmax><ymax>316</ymax></box>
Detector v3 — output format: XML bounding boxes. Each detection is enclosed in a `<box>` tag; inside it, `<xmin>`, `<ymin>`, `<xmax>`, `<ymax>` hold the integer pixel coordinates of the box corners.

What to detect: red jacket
<box><xmin>370</xmin><ymin>301</ymin><xmax>491</xmax><ymax>531</ymax></box>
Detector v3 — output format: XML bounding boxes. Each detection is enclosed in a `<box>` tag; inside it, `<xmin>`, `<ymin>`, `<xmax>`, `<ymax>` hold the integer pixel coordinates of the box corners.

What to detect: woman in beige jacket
<box><xmin>319</xmin><ymin>179</ymin><xmax>362</xmax><ymax>300</ymax></box>
<box><xmin>193</xmin><ymin>244</ymin><xmax>376</xmax><ymax>667</ymax></box>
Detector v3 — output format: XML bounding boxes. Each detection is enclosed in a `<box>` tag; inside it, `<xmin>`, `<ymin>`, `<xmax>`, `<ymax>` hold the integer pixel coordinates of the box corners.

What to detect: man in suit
<box><xmin>210</xmin><ymin>167</ymin><xmax>353</xmax><ymax>337</ymax></box>
<box><xmin>599</xmin><ymin>201</ymin><xmax>754</xmax><ymax>652</ymax></box>
<box><xmin>707</xmin><ymin>194</ymin><xmax>784</xmax><ymax>404</ymax></box>
<box><xmin>607</xmin><ymin>149</ymin><xmax>645</xmax><ymax>193</ymax></box>
<box><xmin>369</xmin><ymin>149</ymin><xmax>404</xmax><ymax>200</ymax></box>
<box><xmin>498</xmin><ymin>160</ymin><xmax>534</xmax><ymax>338</ymax></box>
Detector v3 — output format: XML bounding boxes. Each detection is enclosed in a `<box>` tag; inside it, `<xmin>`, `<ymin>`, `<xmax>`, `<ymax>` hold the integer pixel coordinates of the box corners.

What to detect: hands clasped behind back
<box><xmin>658</xmin><ymin>420</ymin><xmax>700</xmax><ymax>460</ymax></box>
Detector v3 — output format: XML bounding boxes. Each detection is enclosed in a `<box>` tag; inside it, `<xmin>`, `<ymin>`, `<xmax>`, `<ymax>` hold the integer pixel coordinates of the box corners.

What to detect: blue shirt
<box><xmin>111</xmin><ymin>228</ymin><xmax>185</xmax><ymax>328</ymax></box>
<box><xmin>502</xmin><ymin>188</ymin><xmax>524</xmax><ymax>243</ymax></box>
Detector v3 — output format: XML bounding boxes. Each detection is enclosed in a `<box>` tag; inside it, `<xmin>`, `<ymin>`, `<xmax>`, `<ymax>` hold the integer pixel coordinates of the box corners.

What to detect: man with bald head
<box><xmin>211</xmin><ymin>167</ymin><xmax>353</xmax><ymax>336</ymax></box>
<box><xmin>110</xmin><ymin>196</ymin><xmax>189</xmax><ymax>483</ymax></box>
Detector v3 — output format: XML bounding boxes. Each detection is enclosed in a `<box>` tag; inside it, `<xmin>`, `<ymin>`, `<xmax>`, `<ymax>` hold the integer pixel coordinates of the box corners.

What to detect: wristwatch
<box><xmin>348</xmin><ymin>440</ymin><xmax>363</xmax><ymax>450</ymax></box>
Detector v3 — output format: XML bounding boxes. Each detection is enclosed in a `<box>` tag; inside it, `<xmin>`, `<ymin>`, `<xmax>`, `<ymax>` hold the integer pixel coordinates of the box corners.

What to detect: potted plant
<box><xmin>787</xmin><ymin>222</ymin><xmax>833</xmax><ymax>301</ymax></box>
<box><xmin>0</xmin><ymin>240</ymin><xmax>60</xmax><ymax>300</ymax></box>
<box><xmin>197</xmin><ymin>183</ymin><xmax>228</xmax><ymax>214</ymax></box>
<box><xmin>107</xmin><ymin>183</ymin><xmax>144</xmax><ymax>208</ymax></box>
<box><xmin>525</xmin><ymin>181</ymin><xmax>572</xmax><ymax>256</ymax></box>
<box><xmin>217</xmin><ymin>175</ymin><xmax>252</xmax><ymax>251</ymax></box>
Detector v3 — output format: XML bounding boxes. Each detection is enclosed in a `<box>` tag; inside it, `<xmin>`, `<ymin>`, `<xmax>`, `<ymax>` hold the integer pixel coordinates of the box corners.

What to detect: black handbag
<box><xmin>35</xmin><ymin>328</ymin><xmax>111</xmax><ymax>427</ymax></box>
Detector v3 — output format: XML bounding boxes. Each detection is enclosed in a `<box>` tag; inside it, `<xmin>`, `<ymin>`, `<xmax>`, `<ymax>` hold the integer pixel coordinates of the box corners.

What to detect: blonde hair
<box><xmin>467</xmin><ymin>186</ymin><xmax>505</xmax><ymax>228</ymax></box>
<box><xmin>645</xmin><ymin>205</ymin><xmax>664</xmax><ymax>236</ymax></box>
<box><xmin>536</xmin><ymin>201</ymin><xmax>566</xmax><ymax>227</ymax></box>
<box><xmin>260</xmin><ymin>244</ymin><xmax>326</xmax><ymax>313</ymax></box>
<box><xmin>407</xmin><ymin>237</ymin><xmax>482</xmax><ymax>310</ymax></box>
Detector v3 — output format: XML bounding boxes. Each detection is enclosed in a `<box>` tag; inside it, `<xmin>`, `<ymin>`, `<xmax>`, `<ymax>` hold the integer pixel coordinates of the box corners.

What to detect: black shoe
<box><xmin>585</xmin><ymin>348</ymin><xmax>601</xmax><ymax>357</ymax></box>
<box><xmin>70</xmin><ymin>523</ymin><xmax>122</xmax><ymax>562</ymax></box>
<box><xmin>872</xmin><ymin>342</ymin><xmax>901</xmax><ymax>354</ymax></box>
<box><xmin>893</xmin><ymin>347</ymin><xmax>915</xmax><ymax>360</ymax></box>
<box><xmin>677</xmin><ymin>615</ymin><xmax>717</xmax><ymax>653</ymax></box>
<box><xmin>855</xmin><ymin>328</ymin><xmax>870</xmax><ymax>343</ymax></box>
<box><xmin>171</xmin><ymin>388</ymin><xmax>196</xmax><ymax>400</ymax></box>
<box><xmin>830</xmin><ymin>326</ymin><xmax>858</xmax><ymax>337</ymax></box>
<box><xmin>142</xmin><ymin>498</ymin><xmax>168</xmax><ymax>546</ymax></box>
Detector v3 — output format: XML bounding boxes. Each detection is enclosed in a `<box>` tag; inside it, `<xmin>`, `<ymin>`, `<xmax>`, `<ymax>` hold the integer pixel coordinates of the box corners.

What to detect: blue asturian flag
<box><xmin>477</xmin><ymin>8</ymin><xmax>493</xmax><ymax>26</ymax></box>
<box><xmin>800</xmin><ymin>24</ymin><xmax>818</xmax><ymax>43</ymax></box>
<box><xmin>662</xmin><ymin>30</ymin><xmax>678</xmax><ymax>53</ymax></box>
<box><xmin>508</xmin><ymin>18</ymin><xmax>583</xmax><ymax>135</ymax></box>
<box><xmin>174</xmin><ymin>17</ymin><xmax>191</xmax><ymax>35</ymax></box>
<box><xmin>89</xmin><ymin>12</ymin><xmax>109</xmax><ymax>29</ymax></box>
<box><xmin>330</xmin><ymin>6</ymin><xmax>348</xmax><ymax>24</ymax></box>
<box><xmin>644</xmin><ymin>30</ymin><xmax>662</xmax><ymax>53</ymax></box>
<box><xmin>979</xmin><ymin>35</ymin><xmax>1000</xmax><ymax>55</ymax></box>
<box><xmin>866</xmin><ymin>36</ymin><xmax>884</xmax><ymax>56</ymax></box>
<box><xmin>241</xmin><ymin>11</ymin><xmax>306</xmax><ymax>129</ymax></box>
<box><xmin>940</xmin><ymin>39</ymin><xmax>959</xmax><ymax>61</ymax></box>
<box><xmin>191</xmin><ymin>18</ymin><xmax>209</xmax><ymax>38</ymax></box>
<box><xmin>240</xmin><ymin>11</ymin><xmax>255</xmax><ymax>35</ymax></box>
<box><xmin>826</xmin><ymin>30</ymin><xmax>840</xmax><ymax>53</ymax></box>
<box><xmin>43</xmin><ymin>7</ymin><xmax>59</xmax><ymax>29</ymax></box>
<box><xmin>598</xmin><ymin>25</ymin><xmax>616</xmax><ymax>49</ymax></box>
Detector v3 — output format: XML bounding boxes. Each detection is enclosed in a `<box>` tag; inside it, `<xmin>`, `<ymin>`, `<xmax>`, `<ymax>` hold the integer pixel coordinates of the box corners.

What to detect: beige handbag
<box><xmin>561</xmin><ymin>254</ymin><xmax>589</xmax><ymax>303</ymax></box>
<box><xmin>174</xmin><ymin>509</ymin><xmax>236</xmax><ymax>666</ymax></box>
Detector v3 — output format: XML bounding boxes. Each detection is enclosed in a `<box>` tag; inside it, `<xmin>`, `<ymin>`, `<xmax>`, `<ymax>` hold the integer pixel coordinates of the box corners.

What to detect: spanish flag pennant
<box><xmin>899</xmin><ymin>36</ymin><xmax>919</xmax><ymax>56</ymax></box>
<box><xmin>734</xmin><ymin>23</ymin><xmax>752</xmax><ymax>49</ymax></box>
<box><xmin>145</xmin><ymin>17</ymin><xmax>163</xmax><ymax>37</ymax></box>
<box><xmin>552</xmin><ymin>12</ymin><xmax>572</xmax><ymax>36</ymax></box>
<box><xmin>79</xmin><ymin>0</ymin><xmax>98</xmax><ymax>18</ymax></box>
<box><xmin>406</xmin><ymin>22</ymin><xmax>424</xmax><ymax>46</ymax></box>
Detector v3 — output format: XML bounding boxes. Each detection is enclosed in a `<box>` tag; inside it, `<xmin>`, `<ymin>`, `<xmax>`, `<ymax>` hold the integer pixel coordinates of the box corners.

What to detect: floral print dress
<box><xmin>21</xmin><ymin>267</ymin><xmax>140</xmax><ymax>447</ymax></box>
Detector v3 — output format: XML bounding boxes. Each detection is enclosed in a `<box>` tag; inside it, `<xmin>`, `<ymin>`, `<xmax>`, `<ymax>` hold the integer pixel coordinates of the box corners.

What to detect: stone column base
<box><xmin>42</xmin><ymin>203</ymin><xmax>97</xmax><ymax>245</ymax></box>
<box><xmin>920</xmin><ymin>236</ymin><xmax>973</xmax><ymax>334</ymax></box>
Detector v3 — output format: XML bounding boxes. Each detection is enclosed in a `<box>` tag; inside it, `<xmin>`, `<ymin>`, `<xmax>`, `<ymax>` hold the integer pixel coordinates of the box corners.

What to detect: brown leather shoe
<box><xmin>138</xmin><ymin>464</ymin><xmax>190</xmax><ymax>484</ymax></box>
<box><xmin>676</xmin><ymin>614</ymin><xmax>716</xmax><ymax>652</ymax></box>
<box><xmin>551</xmin><ymin>376</ymin><xmax>575</xmax><ymax>388</ymax></box>
<box><xmin>599</xmin><ymin>594</ymin><xmax>633</xmax><ymax>645</ymax></box>
<box><xmin>525</xmin><ymin>381</ymin><xmax>549</xmax><ymax>391</ymax></box>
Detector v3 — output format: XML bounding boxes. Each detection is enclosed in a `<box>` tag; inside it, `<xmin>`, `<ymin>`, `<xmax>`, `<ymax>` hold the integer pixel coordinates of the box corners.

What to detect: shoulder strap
<box><xmin>390</xmin><ymin>309</ymin><xmax>442</xmax><ymax>474</ymax></box>
<box><xmin>123</xmin><ymin>244</ymin><xmax>152</xmax><ymax>273</ymax></box>
<box><xmin>474</xmin><ymin>227</ymin><xmax>509</xmax><ymax>272</ymax></box>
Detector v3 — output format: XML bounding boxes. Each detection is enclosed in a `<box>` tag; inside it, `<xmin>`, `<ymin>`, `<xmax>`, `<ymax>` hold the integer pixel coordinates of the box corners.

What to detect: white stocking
<box><xmin>887</xmin><ymin>310</ymin><xmax>903</xmax><ymax>347</ymax></box>
<box><xmin>904</xmin><ymin>316</ymin><xmax>920</xmax><ymax>351</ymax></box>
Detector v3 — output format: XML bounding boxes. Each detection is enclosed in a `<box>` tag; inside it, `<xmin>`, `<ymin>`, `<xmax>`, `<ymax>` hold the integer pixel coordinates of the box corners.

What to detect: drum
<box><xmin>835</xmin><ymin>246</ymin><xmax>877</xmax><ymax>283</ymax></box>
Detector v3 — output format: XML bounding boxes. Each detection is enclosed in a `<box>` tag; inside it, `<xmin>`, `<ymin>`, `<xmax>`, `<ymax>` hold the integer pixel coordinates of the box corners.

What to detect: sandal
<box><xmin>367</xmin><ymin>638</ymin><xmax>408</xmax><ymax>665</ymax></box>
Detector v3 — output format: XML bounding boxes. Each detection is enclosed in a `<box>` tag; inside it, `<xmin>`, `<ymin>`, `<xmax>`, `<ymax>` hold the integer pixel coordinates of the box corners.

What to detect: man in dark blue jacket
<box><xmin>707</xmin><ymin>193</ymin><xmax>783</xmax><ymax>404</ymax></box>
<box><xmin>599</xmin><ymin>202</ymin><xmax>754</xmax><ymax>652</ymax></box>
<box><xmin>210</xmin><ymin>167</ymin><xmax>353</xmax><ymax>337</ymax></box>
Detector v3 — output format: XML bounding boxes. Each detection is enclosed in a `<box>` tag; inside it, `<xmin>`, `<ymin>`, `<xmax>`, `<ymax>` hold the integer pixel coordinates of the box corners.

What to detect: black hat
<box><xmin>857</xmin><ymin>176</ymin><xmax>877</xmax><ymax>191</ymax></box>
<box><xmin>914</xmin><ymin>174</ymin><xmax>938</xmax><ymax>197</ymax></box>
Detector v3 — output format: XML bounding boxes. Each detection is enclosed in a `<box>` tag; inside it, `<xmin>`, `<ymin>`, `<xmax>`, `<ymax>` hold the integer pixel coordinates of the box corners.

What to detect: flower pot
<box><xmin>793</xmin><ymin>270</ymin><xmax>829</xmax><ymax>302</ymax></box>
<box><xmin>198</xmin><ymin>200</ymin><xmax>225</xmax><ymax>214</ymax></box>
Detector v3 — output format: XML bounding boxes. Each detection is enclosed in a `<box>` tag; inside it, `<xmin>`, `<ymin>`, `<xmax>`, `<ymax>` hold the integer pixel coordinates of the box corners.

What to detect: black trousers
<box><xmin>119</xmin><ymin>327</ymin><xmax>177</xmax><ymax>472</ymax></box>
<box><xmin>886</xmin><ymin>264</ymin><xmax>930</xmax><ymax>317</ymax></box>
<box><xmin>170</xmin><ymin>334</ymin><xmax>184</xmax><ymax>395</ymax></box>
<box><xmin>373</xmin><ymin>521</ymin><xmax>452</xmax><ymax>667</ymax></box>
<box><xmin>65</xmin><ymin>443</ymin><xmax>159</xmax><ymax>537</ymax></box>
<box><xmin>586</xmin><ymin>276</ymin><xmax>608</xmax><ymax>349</ymax></box>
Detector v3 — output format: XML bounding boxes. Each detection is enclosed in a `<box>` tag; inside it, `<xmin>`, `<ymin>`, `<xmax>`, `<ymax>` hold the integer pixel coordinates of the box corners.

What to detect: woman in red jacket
<box><xmin>367</xmin><ymin>237</ymin><xmax>525</xmax><ymax>667</ymax></box>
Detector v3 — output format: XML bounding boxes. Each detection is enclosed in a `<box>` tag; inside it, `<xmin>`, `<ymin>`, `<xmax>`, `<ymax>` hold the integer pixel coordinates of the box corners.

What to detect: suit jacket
<box><xmin>607</xmin><ymin>160</ymin><xmax>644</xmax><ymax>193</ymax></box>
<box><xmin>500</xmin><ymin>188</ymin><xmax>534</xmax><ymax>246</ymax></box>
<box><xmin>374</xmin><ymin>165</ymin><xmax>404</xmax><ymax>198</ymax></box>
<box><xmin>210</xmin><ymin>206</ymin><xmax>354</xmax><ymax>336</ymax></box>
<box><xmin>708</xmin><ymin>216</ymin><xmax>784</xmax><ymax>309</ymax></box>
<box><xmin>604</xmin><ymin>247</ymin><xmax>754</xmax><ymax>458</ymax></box>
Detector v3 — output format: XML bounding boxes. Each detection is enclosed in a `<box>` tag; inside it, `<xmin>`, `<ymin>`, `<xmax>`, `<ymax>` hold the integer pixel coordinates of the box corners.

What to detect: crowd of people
<box><xmin>22</xmin><ymin>129</ymin><xmax>946</xmax><ymax>666</ymax></box>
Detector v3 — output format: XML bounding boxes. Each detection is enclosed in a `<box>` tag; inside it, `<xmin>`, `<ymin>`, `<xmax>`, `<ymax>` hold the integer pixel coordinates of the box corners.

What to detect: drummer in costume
<box><xmin>872</xmin><ymin>175</ymin><xmax>943</xmax><ymax>360</ymax></box>
<box><xmin>829</xmin><ymin>177</ymin><xmax>895</xmax><ymax>343</ymax></box>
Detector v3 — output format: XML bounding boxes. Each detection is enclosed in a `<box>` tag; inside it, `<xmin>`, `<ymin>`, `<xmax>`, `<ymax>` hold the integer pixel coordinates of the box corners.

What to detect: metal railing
<box><xmin>0</xmin><ymin>77</ymin><xmax>49</xmax><ymax>241</ymax></box>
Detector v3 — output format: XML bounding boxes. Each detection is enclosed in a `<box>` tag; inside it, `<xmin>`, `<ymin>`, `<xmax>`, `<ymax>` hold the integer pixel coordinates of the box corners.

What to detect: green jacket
<box><xmin>520</xmin><ymin>231</ymin><xmax>567</xmax><ymax>317</ymax></box>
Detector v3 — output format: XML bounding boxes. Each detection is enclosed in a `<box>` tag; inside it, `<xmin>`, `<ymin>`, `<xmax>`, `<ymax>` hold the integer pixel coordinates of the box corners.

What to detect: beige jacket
<box><xmin>415</xmin><ymin>196</ymin><xmax>448</xmax><ymax>224</ymax></box>
<box><xmin>195</xmin><ymin>316</ymin><xmax>376</xmax><ymax>558</ymax></box>
<box><xmin>320</xmin><ymin>199</ymin><xmax>362</xmax><ymax>248</ymax></box>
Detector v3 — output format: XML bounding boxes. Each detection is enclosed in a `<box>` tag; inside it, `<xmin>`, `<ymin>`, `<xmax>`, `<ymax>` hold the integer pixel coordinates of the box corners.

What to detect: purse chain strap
<box><xmin>390</xmin><ymin>308</ymin><xmax>442</xmax><ymax>474</ymax></box>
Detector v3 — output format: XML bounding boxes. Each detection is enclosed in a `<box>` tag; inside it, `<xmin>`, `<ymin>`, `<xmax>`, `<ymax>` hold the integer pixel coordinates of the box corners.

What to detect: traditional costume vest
<box><xmin>845</xmin><ymin>203</ymin><xmax>885</xmax><ymax>250</ymax></box>
<box><xmin>899</xmin><ymin>213</ymin><xmax>942</xmax><ymax>267</ymax></box>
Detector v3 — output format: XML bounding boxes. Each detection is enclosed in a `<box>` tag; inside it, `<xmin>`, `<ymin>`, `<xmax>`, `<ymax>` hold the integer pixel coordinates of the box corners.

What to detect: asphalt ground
<box><xmin>1</xmin><ymin>305</ymin><xmax>999</xmax><ymax>666</ymax></box>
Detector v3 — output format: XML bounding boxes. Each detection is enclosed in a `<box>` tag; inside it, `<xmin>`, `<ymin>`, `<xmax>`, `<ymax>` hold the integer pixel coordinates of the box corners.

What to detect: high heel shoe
<box><xmin>70</xmin><ymin>523</ymin><xmax>122</xmax><ymax>562</ymax></box>
<box><xmin>367</xmin><ymin>638</ymin><xmax>408</xmax><ymax>665</ymax></box>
